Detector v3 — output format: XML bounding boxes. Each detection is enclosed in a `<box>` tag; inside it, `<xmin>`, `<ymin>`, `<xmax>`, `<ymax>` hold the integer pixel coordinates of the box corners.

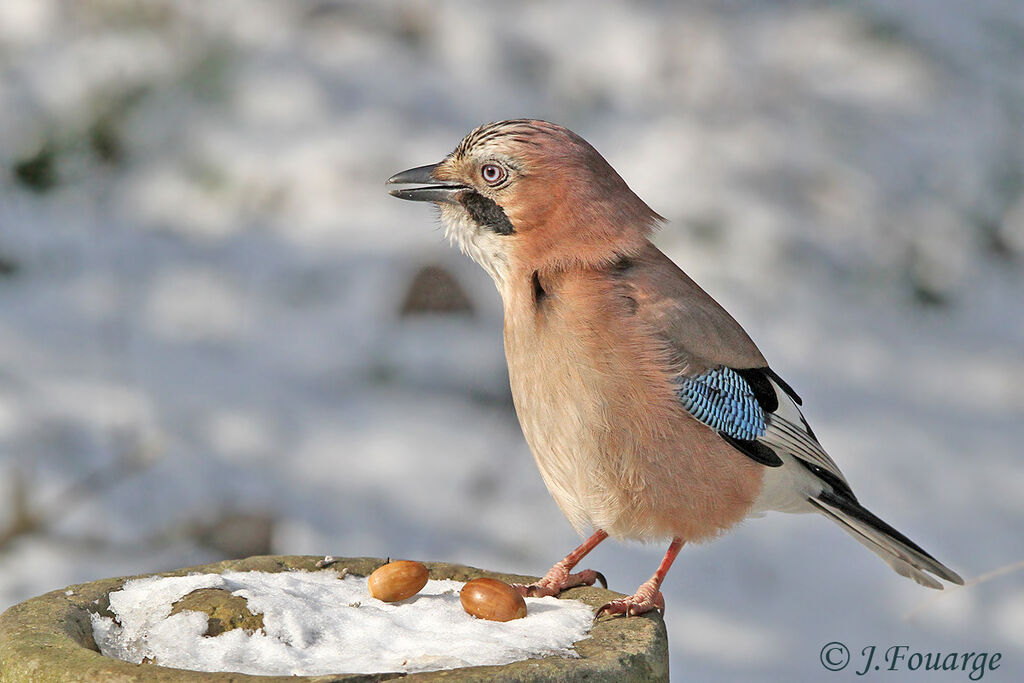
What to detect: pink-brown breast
<box><xmin>502</xmin><ymin>263</ymin><xmax>765</xmax><ymax>543</ymax></box>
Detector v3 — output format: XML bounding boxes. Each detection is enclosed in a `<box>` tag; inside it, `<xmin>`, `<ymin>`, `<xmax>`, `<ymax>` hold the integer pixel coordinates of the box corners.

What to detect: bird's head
<box><xmin>388</xmin><ymin>120</ymin><xmax>661</xmax><ymax>283</ymax></box>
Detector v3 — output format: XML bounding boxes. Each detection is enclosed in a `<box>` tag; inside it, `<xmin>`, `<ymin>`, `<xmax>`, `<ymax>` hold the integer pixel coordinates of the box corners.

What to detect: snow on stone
<box><xmin>90</xmin><ymin>570</ymin><xmax>594</xmax><ymax>676</ymax></box>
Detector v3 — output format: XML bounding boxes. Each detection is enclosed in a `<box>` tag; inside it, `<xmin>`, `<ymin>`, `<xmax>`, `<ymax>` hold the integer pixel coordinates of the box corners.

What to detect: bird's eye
<box><xmin>481</xmin><ymin>163</ymin><xmax>507</xmax><ymax>185</ymax></box>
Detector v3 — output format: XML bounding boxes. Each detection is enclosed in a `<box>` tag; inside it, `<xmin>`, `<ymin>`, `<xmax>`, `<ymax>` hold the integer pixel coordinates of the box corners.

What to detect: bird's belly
<box><xmin>504</xmin><ymin>318</ymin><xmax>764</xmax><ymax>542</ymax></box>
<box><xmin>509</xmin><ymin>367</ymin><xmax>601</xmax><ymax>535</ymax></box>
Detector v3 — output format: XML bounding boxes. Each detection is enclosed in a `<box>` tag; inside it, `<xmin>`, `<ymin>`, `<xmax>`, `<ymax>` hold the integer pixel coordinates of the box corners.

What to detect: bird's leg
<box><xmin>515</xmin><ymin>529</ymin><xmax>609</xmax><ymax>598</ymax></box>
<box><xmin>598</xmin><ymin>537</ymin><xmax>684</xmax><ymax>617</ymax></box>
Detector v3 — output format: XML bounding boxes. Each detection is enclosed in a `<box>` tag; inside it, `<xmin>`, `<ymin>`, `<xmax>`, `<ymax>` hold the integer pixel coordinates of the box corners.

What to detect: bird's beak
<box><xmin>386</xmin><ymin>163</ymin><xmax>467</xmax><ymax>203</ymax></box>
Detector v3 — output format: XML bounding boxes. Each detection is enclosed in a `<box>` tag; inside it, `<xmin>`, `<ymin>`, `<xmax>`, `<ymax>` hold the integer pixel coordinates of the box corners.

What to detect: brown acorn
<box><xmin>367</xmin><ymin>560</ymin><xmax>429</xmax><ymax>602</ymax></box>
<box><xmin>460</xmin><ymin>578</ymin><xmax>528</xmax><ymax>622</ymax></box>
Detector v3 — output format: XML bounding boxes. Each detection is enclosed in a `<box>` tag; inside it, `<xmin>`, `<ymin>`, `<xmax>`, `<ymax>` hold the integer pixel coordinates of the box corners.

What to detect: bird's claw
<box><xmin>513</xmin><ymin>568</ymin><xmax>606</xmax><ymax>598</ymax></box>
<box><xmin>513</xmin><ymin>583</ymin><xmax>553</xmax><ymax>598</ymax></box>
<box><xmin>596</xmin><ymin>590</ymin><xmax>664</xmax><ymax>618</ymax></box>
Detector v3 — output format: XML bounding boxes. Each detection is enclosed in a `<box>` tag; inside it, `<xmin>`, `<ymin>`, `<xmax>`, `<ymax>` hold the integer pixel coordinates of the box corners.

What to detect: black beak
<box><xmin>386</xmin><ymin>163</ymin><xmax>468</xmax><ymax>203</ymax></box>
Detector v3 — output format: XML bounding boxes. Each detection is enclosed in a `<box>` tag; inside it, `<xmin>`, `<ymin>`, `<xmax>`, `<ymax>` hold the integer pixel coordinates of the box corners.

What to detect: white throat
<box><xmin>438</xmin><ymin>204</ymin><xmax>511</xmax><ymax>287</ymax></box>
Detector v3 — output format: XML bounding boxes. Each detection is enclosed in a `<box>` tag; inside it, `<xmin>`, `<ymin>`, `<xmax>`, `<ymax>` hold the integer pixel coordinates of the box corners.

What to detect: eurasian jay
<box><xmin>387</xmin><ymin>119</ymin><xmax>963</xmax><ymax>616</ymax></box>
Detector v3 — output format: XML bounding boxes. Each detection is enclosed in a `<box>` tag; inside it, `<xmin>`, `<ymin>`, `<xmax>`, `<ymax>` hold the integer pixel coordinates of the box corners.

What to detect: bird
<box><xmin>386</xmin><ymin>119</ymin><xmax>963</xmax><ymax>617</ymax></box>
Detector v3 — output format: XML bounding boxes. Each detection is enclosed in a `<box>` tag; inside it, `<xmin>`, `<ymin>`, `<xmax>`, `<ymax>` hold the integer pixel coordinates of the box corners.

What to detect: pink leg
<box><xmin>598</xmin><ymin>537</ymin><xmax>684</xmax><ymax>617</ymax></box>
<box><xmin>515</xmin><ymin>529</ymin><xmax>609</xmax><ymax>598</ymax></box>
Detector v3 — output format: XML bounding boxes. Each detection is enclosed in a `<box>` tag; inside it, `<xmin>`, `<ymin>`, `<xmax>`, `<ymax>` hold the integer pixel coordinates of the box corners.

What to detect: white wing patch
<box><xmin>749</xmin><ymin>378</ymin><xmax>850</xmax><ymax>515</ymax></box>
<box><xmin>762</xmin><ymin>380</ymin><xmax>849</xmax><ymax>489</ymax></box>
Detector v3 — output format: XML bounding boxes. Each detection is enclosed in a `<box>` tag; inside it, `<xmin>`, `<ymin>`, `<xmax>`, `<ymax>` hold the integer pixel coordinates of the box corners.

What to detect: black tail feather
<box><xmin>811</xmin><ymin>490</ymin><xmax>964</xmax><ymax>589</ymax></box>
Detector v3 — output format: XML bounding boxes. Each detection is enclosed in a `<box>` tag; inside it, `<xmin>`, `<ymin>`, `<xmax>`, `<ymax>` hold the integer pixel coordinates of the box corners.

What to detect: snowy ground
<box><xmin>1</xmin><ymin>1</ymin><xmax>1022</xmax><ymax>680</ymax></box>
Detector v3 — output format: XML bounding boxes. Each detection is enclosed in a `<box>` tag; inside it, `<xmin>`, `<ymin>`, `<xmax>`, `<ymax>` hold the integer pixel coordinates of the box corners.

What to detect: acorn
<box><xmin>367</xmin><ymin>560</ymin><xmax>429</xmax><ymax>602</ymax></box>
<box><xmin>460</xmin><ymin>578</ymin><xmax>528</xmax><ymax>622</ymax></box>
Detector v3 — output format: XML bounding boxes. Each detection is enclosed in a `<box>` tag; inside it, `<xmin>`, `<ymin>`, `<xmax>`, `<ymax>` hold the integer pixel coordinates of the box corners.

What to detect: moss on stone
<box><xmin>169</xmin><ymin>588</ymin><xmax>265</xmax><ymax>637</ymax></box>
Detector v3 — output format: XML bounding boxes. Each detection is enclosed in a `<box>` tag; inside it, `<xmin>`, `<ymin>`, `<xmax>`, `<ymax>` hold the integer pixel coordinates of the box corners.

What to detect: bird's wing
<box><xmin>620</xmin><ymin>243</ymin><xmax>850</xmax><ymax>490</ymax></box>
<box><xmin>615</xmin><ymin>243</ymin><xmax>963</xmax><ymax>588</ymax></box>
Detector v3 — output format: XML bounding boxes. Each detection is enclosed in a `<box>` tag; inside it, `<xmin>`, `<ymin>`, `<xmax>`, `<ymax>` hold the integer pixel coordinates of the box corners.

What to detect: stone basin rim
<box><xmin>0</xmin><ymin>554</ymin><xmax>668</xmax><ymax>682</ymax></box>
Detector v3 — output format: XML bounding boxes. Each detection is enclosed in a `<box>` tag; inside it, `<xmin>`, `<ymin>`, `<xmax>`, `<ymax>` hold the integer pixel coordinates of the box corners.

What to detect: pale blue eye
<box><xmin>481</xmin><ymin>164</ymin><xmax>506</xmax><ymax>185</ymax></box>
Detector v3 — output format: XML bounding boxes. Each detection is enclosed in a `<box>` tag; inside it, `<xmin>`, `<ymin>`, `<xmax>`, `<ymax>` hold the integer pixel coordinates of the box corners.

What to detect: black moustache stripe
<box><xmin>459</xmin><ymin>191</ymin><xmax>516</xmax><ymax>236</ymax></box>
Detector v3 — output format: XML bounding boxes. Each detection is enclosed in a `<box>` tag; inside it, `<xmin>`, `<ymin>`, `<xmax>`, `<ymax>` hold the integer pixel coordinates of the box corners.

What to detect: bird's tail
<box><xmin>809</xmin><ymin>490</ymin><xmax>964</xmax><ymax>589</ymax></box>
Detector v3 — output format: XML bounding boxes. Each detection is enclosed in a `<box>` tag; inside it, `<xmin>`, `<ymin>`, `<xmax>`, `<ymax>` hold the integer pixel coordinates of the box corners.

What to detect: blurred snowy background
<box><xmin>1</xmin><ymin>0</ymin><xmax>1022</xmax><ymax>680</ymax></box>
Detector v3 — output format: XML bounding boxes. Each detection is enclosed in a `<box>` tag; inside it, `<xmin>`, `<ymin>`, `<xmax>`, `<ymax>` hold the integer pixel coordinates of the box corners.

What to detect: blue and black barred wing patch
<box><xmin>677</xmin><ymin>366</ymin><xmax>783</xmax><ymax>467</ymax></box>
<box><xmin>678</xmin><ymin>367</ymin><xmax>766</xmax><ymax>439</ymax></box>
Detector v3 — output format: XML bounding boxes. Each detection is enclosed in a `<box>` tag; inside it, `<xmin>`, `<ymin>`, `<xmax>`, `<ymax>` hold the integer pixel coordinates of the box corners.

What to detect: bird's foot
<box><xmin>596</xmin><ymin>581</ymin><xmax>664</xmax><ymax>617</ymax></box>
<box><xmin>514</xmin><ymin>567</ymin><xmax>607</xmax><ymax>598</ymax></box>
